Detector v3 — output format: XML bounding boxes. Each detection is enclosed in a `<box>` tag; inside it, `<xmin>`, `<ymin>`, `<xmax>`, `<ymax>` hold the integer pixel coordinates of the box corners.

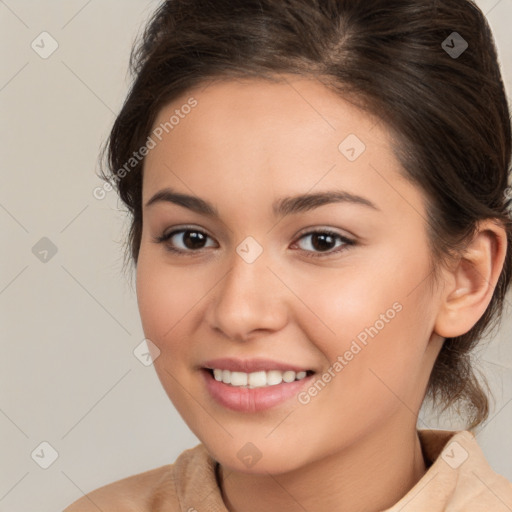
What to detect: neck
<box><xmin>218</xmin><ymin>419</ymin><xmax>427</xmax><ymax>512</ymax></box>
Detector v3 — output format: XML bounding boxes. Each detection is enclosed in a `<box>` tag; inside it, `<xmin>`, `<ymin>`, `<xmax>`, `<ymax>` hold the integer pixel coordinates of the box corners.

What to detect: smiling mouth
<box><xmin>204</xmin><ymin>368</ymin><xmax>316</xmax><ymax>388</ymax></box>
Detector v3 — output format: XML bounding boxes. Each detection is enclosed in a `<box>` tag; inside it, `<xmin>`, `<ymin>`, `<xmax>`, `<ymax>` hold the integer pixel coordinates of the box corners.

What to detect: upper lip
<box><xmin>201</xmin><ymin>357</ymin><xmax>314</xmax><ymax>373</ymax></box>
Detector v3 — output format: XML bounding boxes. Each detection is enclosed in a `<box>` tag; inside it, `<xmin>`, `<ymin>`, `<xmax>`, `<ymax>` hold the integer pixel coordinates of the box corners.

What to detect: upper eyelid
<box><xmin>163</xmin><ymin>226</ymin><xmax>349</xmax><ymax>238</ymax></box>
<box><xmin>161</xmin><ymin>226</ymin><xmax>353</xmax><ymax>247</ymax></box>
<box><xmin>295</xmin><ymin>226</ymin><xmax>351</xmax><ymax>238</ymax></box>
<box><xmin>161</xmin><ymin>226</ymin><xmax>217</xmax><ymax>244</ymax></box>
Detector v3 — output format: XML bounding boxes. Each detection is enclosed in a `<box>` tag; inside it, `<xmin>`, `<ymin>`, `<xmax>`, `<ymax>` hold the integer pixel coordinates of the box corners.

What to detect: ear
<box><xmin>434</xmin><ymin>219</ymin><xmax>507</xmax><ymax>338</ymax></box>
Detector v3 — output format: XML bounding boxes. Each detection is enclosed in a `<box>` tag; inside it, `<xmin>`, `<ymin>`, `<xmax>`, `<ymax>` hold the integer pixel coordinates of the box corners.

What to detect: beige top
<box><xmin>64</xmin><ymin>429</ymin><xmax>512</xmax><ymax>511</ymax></box>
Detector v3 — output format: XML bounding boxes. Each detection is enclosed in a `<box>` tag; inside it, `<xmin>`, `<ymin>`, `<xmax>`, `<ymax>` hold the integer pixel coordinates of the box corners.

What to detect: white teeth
<box><xmin>230</xmin><ymin>371</ymin><xmax>248</xmax><ymax>386</ymax></box>
<box><xmin>210</xmin><ymin>368</ymin><xmax>310</xmax><ymax>388</ymax></box>
<box><xmin>248</xmin><ymin>370</ymin><xmax>267</xmax><ymax>388</ymax></box>
<box><xmin>266</xmin><ymin>370</ymin><xmax>283</xmax><ymax>386</ymax></box>
<box><xmin>282</xmin><ymin>370</ymin><xmax>296</xmax><ymax>383</ymax></box>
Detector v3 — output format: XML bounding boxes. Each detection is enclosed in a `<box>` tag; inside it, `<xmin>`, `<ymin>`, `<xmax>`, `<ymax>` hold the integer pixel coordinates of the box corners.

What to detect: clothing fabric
<box><xmin>63</xmin><ymin>429</ymin><xmax>512</xmax><ymax>511</ymax></box>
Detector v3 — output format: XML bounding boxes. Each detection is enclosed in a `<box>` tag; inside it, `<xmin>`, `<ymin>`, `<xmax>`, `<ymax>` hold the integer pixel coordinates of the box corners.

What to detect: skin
<box><xmin>136</xmin><ymin>75</ymin><xmax>506</xmax><ymax>512</ymax></box>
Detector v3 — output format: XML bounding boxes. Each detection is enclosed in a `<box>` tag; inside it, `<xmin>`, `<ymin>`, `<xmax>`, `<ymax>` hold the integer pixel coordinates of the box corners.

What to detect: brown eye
<box><xmin>155</xmin><ymin>228</ymin><xmax>217</xmax><ymax>253</ymax></box>
<box><xmin>294</xmin><ymin>230</ymin><xmax>354</xmax><ymax>257</ymax></box>
<box><xmin>307</xmin><ymin>233</ymin><xmax>337</xmax><ymax>251</ymax></box>
<box><xmin>179</xmin><ymin>230</ymin><xmax>208</xmax><ymax>249</ymax></box>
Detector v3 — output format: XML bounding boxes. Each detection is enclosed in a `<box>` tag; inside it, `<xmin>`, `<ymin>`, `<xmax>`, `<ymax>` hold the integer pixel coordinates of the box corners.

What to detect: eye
<box><xmin>153</xmin><ymin>226</ymin><xmax>355</xmax><ymax>258</ymax></box>
<box><xmin>292</xmin><ymin>229</ymin><xmax>355</xmax><ymax>257</ymax></box>
<box><xmin>153</xmin><ymin>227</ymin><xmax>217</xmax><ymax>254</ymax></box>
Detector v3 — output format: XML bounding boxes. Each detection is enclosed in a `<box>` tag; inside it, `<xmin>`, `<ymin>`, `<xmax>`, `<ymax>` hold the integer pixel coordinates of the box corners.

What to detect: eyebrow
<box><xmin>144</xmin><ymin>187</ymin><xmax>379</xmax><ymax>217</ymax></box>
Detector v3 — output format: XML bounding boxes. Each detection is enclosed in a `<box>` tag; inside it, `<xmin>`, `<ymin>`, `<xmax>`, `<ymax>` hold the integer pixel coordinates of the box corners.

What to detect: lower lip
<box><xmin>201</xmin><ymin>368</ymin><xmax>315</xmax><ymax>413</ymax></box>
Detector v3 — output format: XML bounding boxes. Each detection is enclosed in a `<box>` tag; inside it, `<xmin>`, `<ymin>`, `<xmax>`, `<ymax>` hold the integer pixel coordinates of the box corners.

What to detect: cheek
<box><xmin>135</xmin><ymin>247</ymin><xmax>219</xmax><ymax>389</ymax></box>
<box><xmin>299</xmin><ymin>242</ymin><xmax>434</xmax><ymax>393</ymax></box>
<box><xmin>295</xmin><ymin>253</ymin><xmax>425</xmax><ymax>345</ymax></box>
<box><xmin>135</xmin><ymin>252</ymin><xmax>199</xmax><ymax>404</ymax></box>
<box><xmin>136</xmin><ymin>264</ymin><xmax>174</xmax><ymax>341</ymax></box>
<box><xmin>136</xmin><ymin>248</ymin><xmax>203</xmax><ymax>341</ymax></box>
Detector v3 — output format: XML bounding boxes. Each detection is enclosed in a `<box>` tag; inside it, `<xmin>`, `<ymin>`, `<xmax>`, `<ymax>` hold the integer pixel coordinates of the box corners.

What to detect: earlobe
<box><xmin>434</xmin><ymin>220</ymin><xmax>507</xmax><ymax>339</ymax></box>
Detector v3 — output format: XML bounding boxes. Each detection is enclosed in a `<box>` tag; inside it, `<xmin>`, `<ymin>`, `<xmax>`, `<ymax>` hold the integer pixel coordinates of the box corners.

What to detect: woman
<box><xmin>65</xmin><ymin>0</ymin><xmax>512</xmax><ymax>510</ymax></box>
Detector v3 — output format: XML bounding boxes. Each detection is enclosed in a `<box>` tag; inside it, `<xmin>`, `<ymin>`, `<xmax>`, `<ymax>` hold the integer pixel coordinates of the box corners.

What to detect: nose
<box><xmin>206</xmin><ymin>244</ymin><xmax>289</xmax><ymax>341</ymax></box>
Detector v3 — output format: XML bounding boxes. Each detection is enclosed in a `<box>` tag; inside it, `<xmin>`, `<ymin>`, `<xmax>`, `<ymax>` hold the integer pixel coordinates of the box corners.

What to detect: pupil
<box><xmin>184</xmin><ymin>231</ymin><xmax>205</xmax><ymax>249</ymax></box>
<box><xmin>312</xmin><ymin>233</ymin><xmax>334</xmax><ymax>251</ymax></box>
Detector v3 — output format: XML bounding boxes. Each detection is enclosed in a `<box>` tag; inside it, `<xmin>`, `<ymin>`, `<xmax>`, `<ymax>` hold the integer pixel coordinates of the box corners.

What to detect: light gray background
<box><xmin>0</xmin><ymin>1</ymin><xmax>511</xmax><ymax>511</ymax></box>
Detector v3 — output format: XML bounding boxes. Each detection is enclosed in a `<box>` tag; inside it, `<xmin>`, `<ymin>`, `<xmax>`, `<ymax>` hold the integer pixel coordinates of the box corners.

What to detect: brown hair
<box><xmin>100</xmin><ymin>0</ymin><xmax>512</xmax><ymax>430</ymax></box>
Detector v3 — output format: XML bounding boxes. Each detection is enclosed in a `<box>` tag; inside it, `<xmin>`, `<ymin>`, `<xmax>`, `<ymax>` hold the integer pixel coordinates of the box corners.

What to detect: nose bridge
<box><xmin>208</xmin><ymin>236</ymin><xmax>286</xmax><ymax>338</ymax></box>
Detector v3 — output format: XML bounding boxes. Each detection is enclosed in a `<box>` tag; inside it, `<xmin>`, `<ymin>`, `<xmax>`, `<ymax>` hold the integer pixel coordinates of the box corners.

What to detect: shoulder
<box><xmin>415</xmin><ymin>429</ymin><xmax>512</xmax><ymax>511</ymax></box>
<box><xmin>454</xmin><ymin>430</ymin><xmax>512</xmax><ymax>510</ymax></box>
<box><xmin>63</xmin><ymin>444</ymin><xmax>208</xmax><ymax>512</ymax></box>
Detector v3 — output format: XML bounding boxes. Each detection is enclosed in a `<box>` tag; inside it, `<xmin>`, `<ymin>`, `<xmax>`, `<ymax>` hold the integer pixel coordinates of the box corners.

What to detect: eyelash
<box><xmin>153</xmin><ymin>226</ymin><xmax>355</xmax><ymax>258</ymax></box>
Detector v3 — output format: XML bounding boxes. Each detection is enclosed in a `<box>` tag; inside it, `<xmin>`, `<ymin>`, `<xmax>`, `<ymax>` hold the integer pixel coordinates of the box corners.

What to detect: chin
<box><xmin>210</xmin><ymin>444</ymin><xmax>305</xmax><ymax>476</ymax></box>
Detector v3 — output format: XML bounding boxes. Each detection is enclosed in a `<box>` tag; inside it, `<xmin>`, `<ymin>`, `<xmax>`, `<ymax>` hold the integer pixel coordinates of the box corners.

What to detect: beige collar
<box><xmin>174</xmin><ymin>429</ymin><xmax>512</xmax><ymax>511</ymax></box>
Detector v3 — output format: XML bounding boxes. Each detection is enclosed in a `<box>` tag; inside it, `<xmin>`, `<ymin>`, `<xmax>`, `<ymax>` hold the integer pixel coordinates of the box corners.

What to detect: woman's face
<box><xmin>136</xmin><ymin>75</ymin><xmax>445</xmax><ymax>473</ymax></box>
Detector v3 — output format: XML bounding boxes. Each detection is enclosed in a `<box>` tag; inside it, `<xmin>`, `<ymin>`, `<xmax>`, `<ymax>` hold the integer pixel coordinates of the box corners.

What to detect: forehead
<box><xmin>145</xmin><ymin>77</ymin><xmax>389</xmax><ymax>170</ymax></box>
<box><xmin>141</xmin><ymin>75</ymin><xmax>422</xmax><ymax>223</ymax></box>
<box><xmin>150</xmin><ymin>75</ymin><xmax>386</xmax><ymax>147</ymax></box>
